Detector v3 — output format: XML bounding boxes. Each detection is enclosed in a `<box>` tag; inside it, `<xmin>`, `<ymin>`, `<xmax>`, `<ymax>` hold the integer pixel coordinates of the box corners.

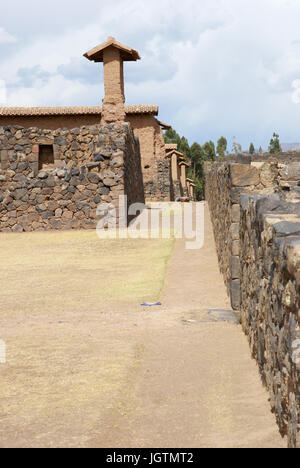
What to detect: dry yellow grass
<box><xmin>0</xmin><ymin>230</ymin><xmax>174</xmax><ymax>447</ymax></box>
<box><xmin>0</xmin><ymin>230</ymin><xmax>174</xmax><ymax>316</ymax></box>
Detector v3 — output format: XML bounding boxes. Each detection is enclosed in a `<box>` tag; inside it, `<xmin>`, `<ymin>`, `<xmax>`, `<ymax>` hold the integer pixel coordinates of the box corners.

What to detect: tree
<box><xmin>232</xmin><ymin>137</ymin><xmax>242</xmax><ymax>154</ymax></box>
<box><xmin>190</xmin><ymin>142</ymin><xmax>204</xmax><ymax>178</ymax></box>
<box><xmin>194</xmin><ymin>178</ymin><xmax>205</xmax><ymax>201</ymax></box>
<box><xmin>217</xmin><ymin>137</ymin><xmax>228</xmax><ymax>157</ymax></box>
<box><xmin>178</xmin><ymin>136</ymin><xmax>191</xmax><ymax>159</ymax></box>
<box><xmin>164</xmin><ymin>130</ymin><xmax>191</xmax><ymax>159</ymax></box>
<box><xmin>269</xmin><ymin>133</ymin><xmax>282</xmax><ymax>154</ymax></box>
<box><xmin>249</xmin><ymin>143</ymin><xmax>255</xmax><ymax>154</ymax></box>
<box><xmin>164</xmin><ymin>128</ymin><xmax>181</xmax><ymax>146</ymax></box>
<box><xmin>202</xmin><ymin>141</ymin><xmax>216</xmax><ymax>161</ymax></box>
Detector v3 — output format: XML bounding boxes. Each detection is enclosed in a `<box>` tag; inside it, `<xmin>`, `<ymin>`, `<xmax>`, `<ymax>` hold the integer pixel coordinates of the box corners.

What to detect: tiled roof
<box><xmin>165</xmin><ymin>149</ymin><xmax>184</xmax><ymax>158</ymax></box>
<box><xmin>0</xmin><ymin>105</ymin><xmax>159</xmax><ymax>117</ymax></box>
<box><xmin>84</xmin><ymin>37</ymin><xmax>140</xmax><ymax>63</ymax></box>
<box><xmin>157</xmin><ymin>120</ymin><xmax>171</xmax><ymax>130</ymax></box>
<box><xmin>126</xmin><ymin>105</ymin><xmax>158</xmax><ymax>115</ymax></box>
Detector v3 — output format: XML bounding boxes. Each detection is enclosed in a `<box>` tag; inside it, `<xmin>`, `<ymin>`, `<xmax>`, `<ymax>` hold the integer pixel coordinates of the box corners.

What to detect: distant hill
<box><xmin>281</xmin><ymin>143</ymin><xmax>300</xmax><ymax>152</ymax></box>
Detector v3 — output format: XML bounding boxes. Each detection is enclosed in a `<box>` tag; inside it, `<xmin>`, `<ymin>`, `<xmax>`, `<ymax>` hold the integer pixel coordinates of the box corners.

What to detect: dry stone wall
<box><xmin>0</xmin><ymin>122</ymin><xmax>144</xmax><ymax>231</ymax></box>
<box><xmin>144</xmin><ymin>159</ymin><xmax>172</xmax><ymax>202</ymax></box>
<box><xmin>240</xmin><ymin>193</ymin><xmax>300</xmax><ymax>448</ymax></box>
<box><xmin>205</xmin><ymin>154</ymin><xmax>300</xmax><ymax>448</ymax></box>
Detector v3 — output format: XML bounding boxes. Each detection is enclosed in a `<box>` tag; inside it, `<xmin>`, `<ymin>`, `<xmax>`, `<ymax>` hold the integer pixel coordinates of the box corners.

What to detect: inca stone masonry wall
<box><xmin>0</xmin><ymin>122</ymin><xmax>144</xmax><ymax>232</ymax></box>
<box><xmin>205</xmin><ymin>154</ymin><xmax>300</xmax><ymax>448</ymax></box>
<box><xmin>0</xmin><ymin>112</ymin><xmax>168</xmax><ymax>202</ymax></box>
<box><xmin>240</xmin><ymin>193</ymin><xmax>300</xmax><ymax>448</ymax></box>
<box><xmin>144</xmin><ymin>159</ymin><xmax>172</xmax><ymax>202</ymax></box>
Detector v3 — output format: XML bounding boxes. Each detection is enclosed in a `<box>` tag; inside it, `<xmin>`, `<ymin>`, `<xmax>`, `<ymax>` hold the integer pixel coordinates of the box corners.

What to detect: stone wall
<box><xmin>205</xmin><ymin>156</ymin><xmax>293</xmax><ymax>309</ymax></box>
<box><xmin>240</xmin><ymin>193</ymin><xmax>300</xmax><ymax>448</ymax></box>
<box><xmin>0</xmin><ymin>122</ymin><xmax>144</xmax><ymax>231</ymax></box>
<box><xmin>0</xmin><ymin>112</ymin><xmax>168</xmax><ymax>201</ymax></box>
<box><xmin>205</xmin><ymin>155</ymin><xmax>300</xmax><ymax>448</ymax></box>
<box><xmin>144</xmin><ymin>159</ymin><xmax>172</xmax><ymax>202</ymax></box>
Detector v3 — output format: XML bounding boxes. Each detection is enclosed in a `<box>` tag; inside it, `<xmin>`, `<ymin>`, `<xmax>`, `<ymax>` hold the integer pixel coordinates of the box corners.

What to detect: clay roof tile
<box><xmin>0</xmin><ymin>105</ymin><xmax>158</xmax><ymax>117</ymax></box>
<box><xmin>84</xmin><ymin>37</ymin><xmax>141</xmax><ymax>62</ymax></box>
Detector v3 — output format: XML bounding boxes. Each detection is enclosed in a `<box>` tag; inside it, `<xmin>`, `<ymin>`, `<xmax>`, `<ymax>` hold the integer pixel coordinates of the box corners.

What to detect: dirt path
<box><xmin>93</xmin><ymin>203</ymin><xmax>286</xmax><ymax>448</ymax></box>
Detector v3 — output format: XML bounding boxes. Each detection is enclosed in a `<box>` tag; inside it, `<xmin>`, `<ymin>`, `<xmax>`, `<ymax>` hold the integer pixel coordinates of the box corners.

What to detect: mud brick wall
<box><xmin>0</xmin><ymin>122</ymin><xmax>144</xmax><ymax>231</ymax></box>
<box><xmin>240</xmin><ymin>193</ymin><xmax>300</xmax><ymax>448</ymax></box>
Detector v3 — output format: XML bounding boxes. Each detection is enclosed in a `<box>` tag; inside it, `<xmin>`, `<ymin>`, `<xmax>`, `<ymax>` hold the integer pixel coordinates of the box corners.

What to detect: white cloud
<box><xmin>2</xmin><ymin>0</ymin><xmax>300</xmax><ymax>148</ymax></box>
<box><xmin>0</xmin><ymin>27</ymin><xmax>17</xmax><ymax>44</ymax></box>
<box><xmin>292</xmin><ymin>79</ymin><xmax>300</xmax><ymax>104</ymax></box>
<box><xmin>0</xmin><ymin>80</ymin><xmax>7</xmax><ymax>104</ymax></box>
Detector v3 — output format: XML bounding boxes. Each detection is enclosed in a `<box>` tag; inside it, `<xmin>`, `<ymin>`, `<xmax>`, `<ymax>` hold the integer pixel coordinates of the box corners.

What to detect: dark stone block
<box><xmin>76</xmin><ymin>202</ymin><xmax>89</xmax><ymax>210</ymax></box>
<box><xmin>87</xmin><ymin>162</ymin><xmax>101</xmax><ymax>169</ymax></box>
<box><xmin>70</xmin><ymin>177</ymin><xmax>80</xmax><ymax>186</ymax></box>
<box><xmin>94</xmin><ymin>153</ymin><xmax>105</xmax><ymax>162</ymax></box>
<box><xmin>14</xmin><ymin>188</ymin><xmax>27</xmax><ymax>200</ymax></box>
<box><xmin>45</xmin><ymin>178</ymin><xmax>55</xmax><ymax>188</ymax></box>
<box><xmin>49</xmin><ymin>219</ymin><xmax>61</xmax><ymax>228</ymax></box>
<box><xmin>65</xmin><ymin>172</ymin><xmax>72</xmax><ymax>182</ymax></box>
<box><xmin>17</xmin><ymin>162</ymin><xmax>28</xmax><ymax>172</ymax></box>
<box><xmin>93</xmin><ymin>196</ymin><xmax>101</xmax><ymax>204</ymax></box>
<box><xmin>230</xmin><ymin>255</ymin><xmax>240</xmax><ymax>279</ymax></box>
<box><xmin>87</xmin><ymin>173</ymin><xmax>100</xmax><ymax>184</ymax></box>
<box><xmin>230</xmin><ymin>279</ymin><xmax>241</xmax><ymax>310</ymax></box>
<box><xmin>274</xmin><ymin>221</ymin><xmax>300</xmax><ymax>236</ymax></box>
<box><xmin>256</xmin><ymin>194</ymin><xmax>282</xmax><ymax>218</ymax></box>
<box><xmin>98</xmin><ymin>187</ymin><xmax>110</xmax><ymax>195</ymax></box>
<box><xmin>71</xmin><ymin>168</ymin><xmax>80</xmax><ymax>176</ymax></box>
<box><xmin>55</xmin><ymin>136</ymin><xmax>67</xmax><ymax>146</ymax></box>
<box><xmin>231</xmin><ymin>188</ymin><xmax>243</xmax><ymax>204</ymax></box>
<box><xmin>42</xmin><ymin>212</ymin><xmax>54</xmax><ymax>219</ymax></box>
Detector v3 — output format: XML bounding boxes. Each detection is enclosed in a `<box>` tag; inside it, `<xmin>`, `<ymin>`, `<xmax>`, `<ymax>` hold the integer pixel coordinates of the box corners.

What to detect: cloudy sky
<box><xmin>1</xmin><ymin>0</ymin><xmax>300</xmax><ymax>150</ymax></box>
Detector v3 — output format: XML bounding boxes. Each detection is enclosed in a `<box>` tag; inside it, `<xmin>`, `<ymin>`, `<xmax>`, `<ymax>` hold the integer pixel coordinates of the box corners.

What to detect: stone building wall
<box><xmin>0</xmin><ymin>111</ymin><xmax>168</xmax><ymax>201</ymax></box>
<box><xmin>144</xmin><ymin>159</ymin><xmax>172</xmax><ymax>202</ymax></box>
<box><xmin>205</xmin><ymin>155</ymin><xmax>300</xmax><ymax>448</ymax></box>
<box><xmin>0</xmin><ymin>122</ymin><xmax>144</xmax><ymax>232</ymax></box>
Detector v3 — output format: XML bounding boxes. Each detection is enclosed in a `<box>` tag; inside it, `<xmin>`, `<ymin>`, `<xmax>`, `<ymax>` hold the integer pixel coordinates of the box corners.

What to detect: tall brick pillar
<box><xmin>84</xmin><ymin>37</ymin><xmax>140</xmax><ymax>125</ymax></box>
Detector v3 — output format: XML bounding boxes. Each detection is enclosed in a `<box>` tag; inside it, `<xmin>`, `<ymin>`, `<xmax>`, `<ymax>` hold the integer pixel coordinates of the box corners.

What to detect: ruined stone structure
<box><xmin>0</xmin><ymin>37</ymin><xmax>176</xmax><ymax>202</ymax></box>
<box><xmin>205</xmin><ymin>153</ymin><xmax>300</xmax><ymax>448</ymax></box>
<box><xmin>0</xmin><ymin>36</ymin><xmax>196</xmax><ymax>232</ymax></box>
<box><xmin>0</xmin><ymin>122</ymin><xmax>144</xmax><ymax>231</ymax></box>
<box><xmin>164</xmin><ymin>145</ymin><xmax>192</xmax><ymax>200</ymax></box>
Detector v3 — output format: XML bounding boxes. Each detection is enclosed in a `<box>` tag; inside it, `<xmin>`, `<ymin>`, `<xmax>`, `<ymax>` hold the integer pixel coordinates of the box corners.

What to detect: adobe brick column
<box><xmin>186</xmin><ymin>178</ymin><xmax>196</xmax><ymax>200</ymax></box>
<box><xmin>165</xmin><ymin>149</ymin><xmax>185</xmax><ymax>199</ymax></box>
<box><xmin>84</xmin><ymin>37</ymin><xmax>140</xmax><ymax>125</ymax></box>
<box><xmin>179</xmin><ymin>161</ymin><xmax>189</xmax><ymax>196</ymax></box>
